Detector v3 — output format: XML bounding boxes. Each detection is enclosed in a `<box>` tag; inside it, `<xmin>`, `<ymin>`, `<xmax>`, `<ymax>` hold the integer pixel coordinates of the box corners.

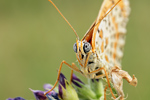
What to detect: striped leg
<box><xmin>44</xmin><ymin>60</ymin><xmax>81</xmax><ymax>95</ymax></box>
<box><xmin>88</xmin><ymin>67</ymin><xmax>116</xmax><ymax>99</ymax></box>
<box><xmin>104</xmin><ymin>86</ymin><xmax>108</xmax><ymax>100</ymax></box>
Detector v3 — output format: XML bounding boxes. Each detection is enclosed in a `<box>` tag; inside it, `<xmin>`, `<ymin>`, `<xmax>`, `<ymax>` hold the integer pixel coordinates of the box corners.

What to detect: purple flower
<box><xmin>30</xmin><ymin>89</ymin><xmax>47</xmax><ymax>100</ymax></box>
<box><xmin>71</xmin><ymin>74</ymin><xmax>98</xmax><ymax>99</ymax></box>
<box><xmin>71</xmin><ymin>73</ymin><xmax>84</xmax><ymax>88</ymax></box>
<box><xmin>58</xmin><ymin>84</ymin><xmax>63</xmax><ymax>99</ymax></box>
<box><xmin>58</xmin><ymin>73</ymin><xmax>79</xmax><ymax>100</ymax></box>
<box><xmin>30</xmin><ymin>84</ymin><xmax>60</xmax><ymax>100</ymax></box>
<box><xmin>58</xmin><ymin>73</ymin><xmax>67</xmax><ymax>99</ymax></box>
<box><xmin>59</xmin><ymin>73</ymin><xmax>66</xmax><ymax>89</ymax></box>
<box><xmin>46</xmin><ymin>93</ymin><xmax>60</xmax><ymax>100</ymax></box>
<box><xmin>43</xmin><ymin>84</ymin><xmax>57</xmax><ymax>96</ymax></box>
<box><xmin>7</xmin><ymin>97</ymin><xmax>25</xmax><ymax>100</ymax></box>
<box><xmin>7</xmin><ymin>73</ymin><xmax>105</xmax><ymax>100</ymax></box>
<box><xmin>43</xmin><ymin>84</ymin><xmax>53</xmax><ymax>91</ymax></box>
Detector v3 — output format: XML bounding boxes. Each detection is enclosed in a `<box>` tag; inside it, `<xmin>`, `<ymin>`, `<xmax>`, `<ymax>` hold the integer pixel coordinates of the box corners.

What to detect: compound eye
<box><xmin>73</xmin><ymin>43</ymin><xmax>77</xmax><ymax>53</ymax></box>
<box><xmin>83</xmin><ymin>42</ymin><xmax>91</xmax><ymax>53</ymax></box>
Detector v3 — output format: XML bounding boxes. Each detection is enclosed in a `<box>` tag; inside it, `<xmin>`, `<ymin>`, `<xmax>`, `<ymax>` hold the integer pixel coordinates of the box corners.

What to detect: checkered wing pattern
<box><xmin>93</xmin><ymin>0</ymin><xmax>130</xmax><ymax>67</ymax></box>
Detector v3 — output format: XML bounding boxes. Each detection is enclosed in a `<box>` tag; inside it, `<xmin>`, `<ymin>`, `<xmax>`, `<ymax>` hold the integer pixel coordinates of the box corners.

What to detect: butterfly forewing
<box><xmin>92</xmin><ymin>0</ymin><xmax>130</xmax><ymax>67</ymax></box>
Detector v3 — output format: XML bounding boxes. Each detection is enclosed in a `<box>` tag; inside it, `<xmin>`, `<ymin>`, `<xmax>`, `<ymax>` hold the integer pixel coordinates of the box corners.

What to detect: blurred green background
<box><xmin>0</xmin><ymin>0</ymin><xmax>149</xmax><ymax>100</ymax></box>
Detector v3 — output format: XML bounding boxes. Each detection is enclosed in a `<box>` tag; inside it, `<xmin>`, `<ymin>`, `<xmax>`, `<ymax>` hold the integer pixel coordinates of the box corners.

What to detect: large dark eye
<box><xmin>73</xmin><ymin>43</ymin><xmax>77</xmax><ymax>53</ymax></box>
<box><xmin>83</xmin><ymin>42</ymin><xmax>91</xmax><ymax>53</ymax></box>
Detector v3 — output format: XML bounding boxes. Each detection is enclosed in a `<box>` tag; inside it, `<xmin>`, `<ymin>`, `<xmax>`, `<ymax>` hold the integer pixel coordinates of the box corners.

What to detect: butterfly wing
<box><xmin>92</xmin><ymin>0</ymin><xmax>130</xmax><ymax>67</ymax></box>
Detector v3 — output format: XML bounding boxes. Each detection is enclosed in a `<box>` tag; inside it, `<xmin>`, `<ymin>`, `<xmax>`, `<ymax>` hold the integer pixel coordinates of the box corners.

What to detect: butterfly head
<box><xmin>73</xmin><ymin>39</ymin><xmax>92</xmax><ymax>67</ymax></box>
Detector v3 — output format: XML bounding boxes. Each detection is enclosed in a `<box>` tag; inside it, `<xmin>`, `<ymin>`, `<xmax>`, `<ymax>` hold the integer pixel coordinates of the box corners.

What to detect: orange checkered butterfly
<box><xmin>45</xmin><ymin>0</ymin><xmax>137</xmax><ymax>100</ymax></box>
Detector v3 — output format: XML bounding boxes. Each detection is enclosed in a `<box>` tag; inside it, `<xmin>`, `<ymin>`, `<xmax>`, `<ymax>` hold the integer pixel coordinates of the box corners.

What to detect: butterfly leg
<box><xmin>44</xmin><ymin>60</ymin><xmax>81</xmax><ymax>95</ymax></box>
<box><xmin>111</xmin><ymin>66</ymin><xmax>137</xmax><ymax>100</ymax></box>
<box><xmin>104</xmin><ymin>86</ymin><xmax>108</xmax><ymax>100</ymax></box>
<box><xmin>88</xmin><ymin>67</ymin><xmax>116</xmax><ymax>99</ymax></box>
<box><xmin>70</xmin><ymin>69</ymin><xmax>73</xmax><ymax>83</ymax></box>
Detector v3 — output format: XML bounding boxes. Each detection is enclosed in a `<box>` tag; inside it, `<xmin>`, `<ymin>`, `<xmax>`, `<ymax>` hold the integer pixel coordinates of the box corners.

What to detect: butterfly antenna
<box><xmin>100</xmin><ymin>0</ymin><xmax>121</xmax><ymax>21</ymax></box>
<box><xmin>48</xmin><ymin>0</ymin><xmax>79</xmax><ymax>40</ymax></box>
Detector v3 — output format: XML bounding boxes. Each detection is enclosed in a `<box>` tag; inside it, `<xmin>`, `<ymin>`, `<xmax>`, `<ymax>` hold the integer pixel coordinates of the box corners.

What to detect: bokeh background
<box><xmin>0</xmin><ymin>0</ymin><xmax>149</xmax><ymax>100</ymax></box>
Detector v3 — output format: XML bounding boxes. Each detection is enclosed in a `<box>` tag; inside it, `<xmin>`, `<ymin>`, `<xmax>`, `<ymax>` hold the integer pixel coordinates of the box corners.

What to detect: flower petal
<box><xmin>7</xmin><ymin>97</ymin><xmax>25</xmax><ymax>100</ymax></box>
<box><xmin>43</xmin><ymin>84</ymin><xmax>58</xmax><ymax>95</ymax></box>
<box><xmin>58</xmin><ymin>73</ymin><xmax>79</xmax><ymax>100</ymax></box>
<box><xmin>29</xmin><ymin>88</ymin><xmax>47</xmax><ymax>100</ymax></box>
<box><xmin>71</xmin><ymin>74</ymin><xmax>84</xmax><ymax>88</ymax></box>
<box><xmin>58</xmin><ymin>84</ymin><xmax>63</xmax><ymax>99</ymax></box>
<box><xmin>60</xmin><ymin>79</ymin><xmax>79</xmax><ymax>100</ymax></box>
<box><xmin>72</xmin><ymin>74</ymin><xmax>84</xmax><ymax>84</ymax></box>
<box><xmin>46</xmin><ymin>93</ymin><xmax>60</xmax><ymax>100</ymax></box>
<box><xmin>59</xmin><ymin>73</ymin><xmax>66</xmax><ymax>89</ymax></box>
<box><xmin>43</xmin><ymin>84</ymin><xmax>53</xmax><ymax>91</ymax></box>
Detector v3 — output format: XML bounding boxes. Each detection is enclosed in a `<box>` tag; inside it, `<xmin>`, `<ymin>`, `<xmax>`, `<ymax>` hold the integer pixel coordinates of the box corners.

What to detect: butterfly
<box><xmin>45</xmin><ymin>0</ymin><xmax>137</xmax><ymax>100</ymax></box>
